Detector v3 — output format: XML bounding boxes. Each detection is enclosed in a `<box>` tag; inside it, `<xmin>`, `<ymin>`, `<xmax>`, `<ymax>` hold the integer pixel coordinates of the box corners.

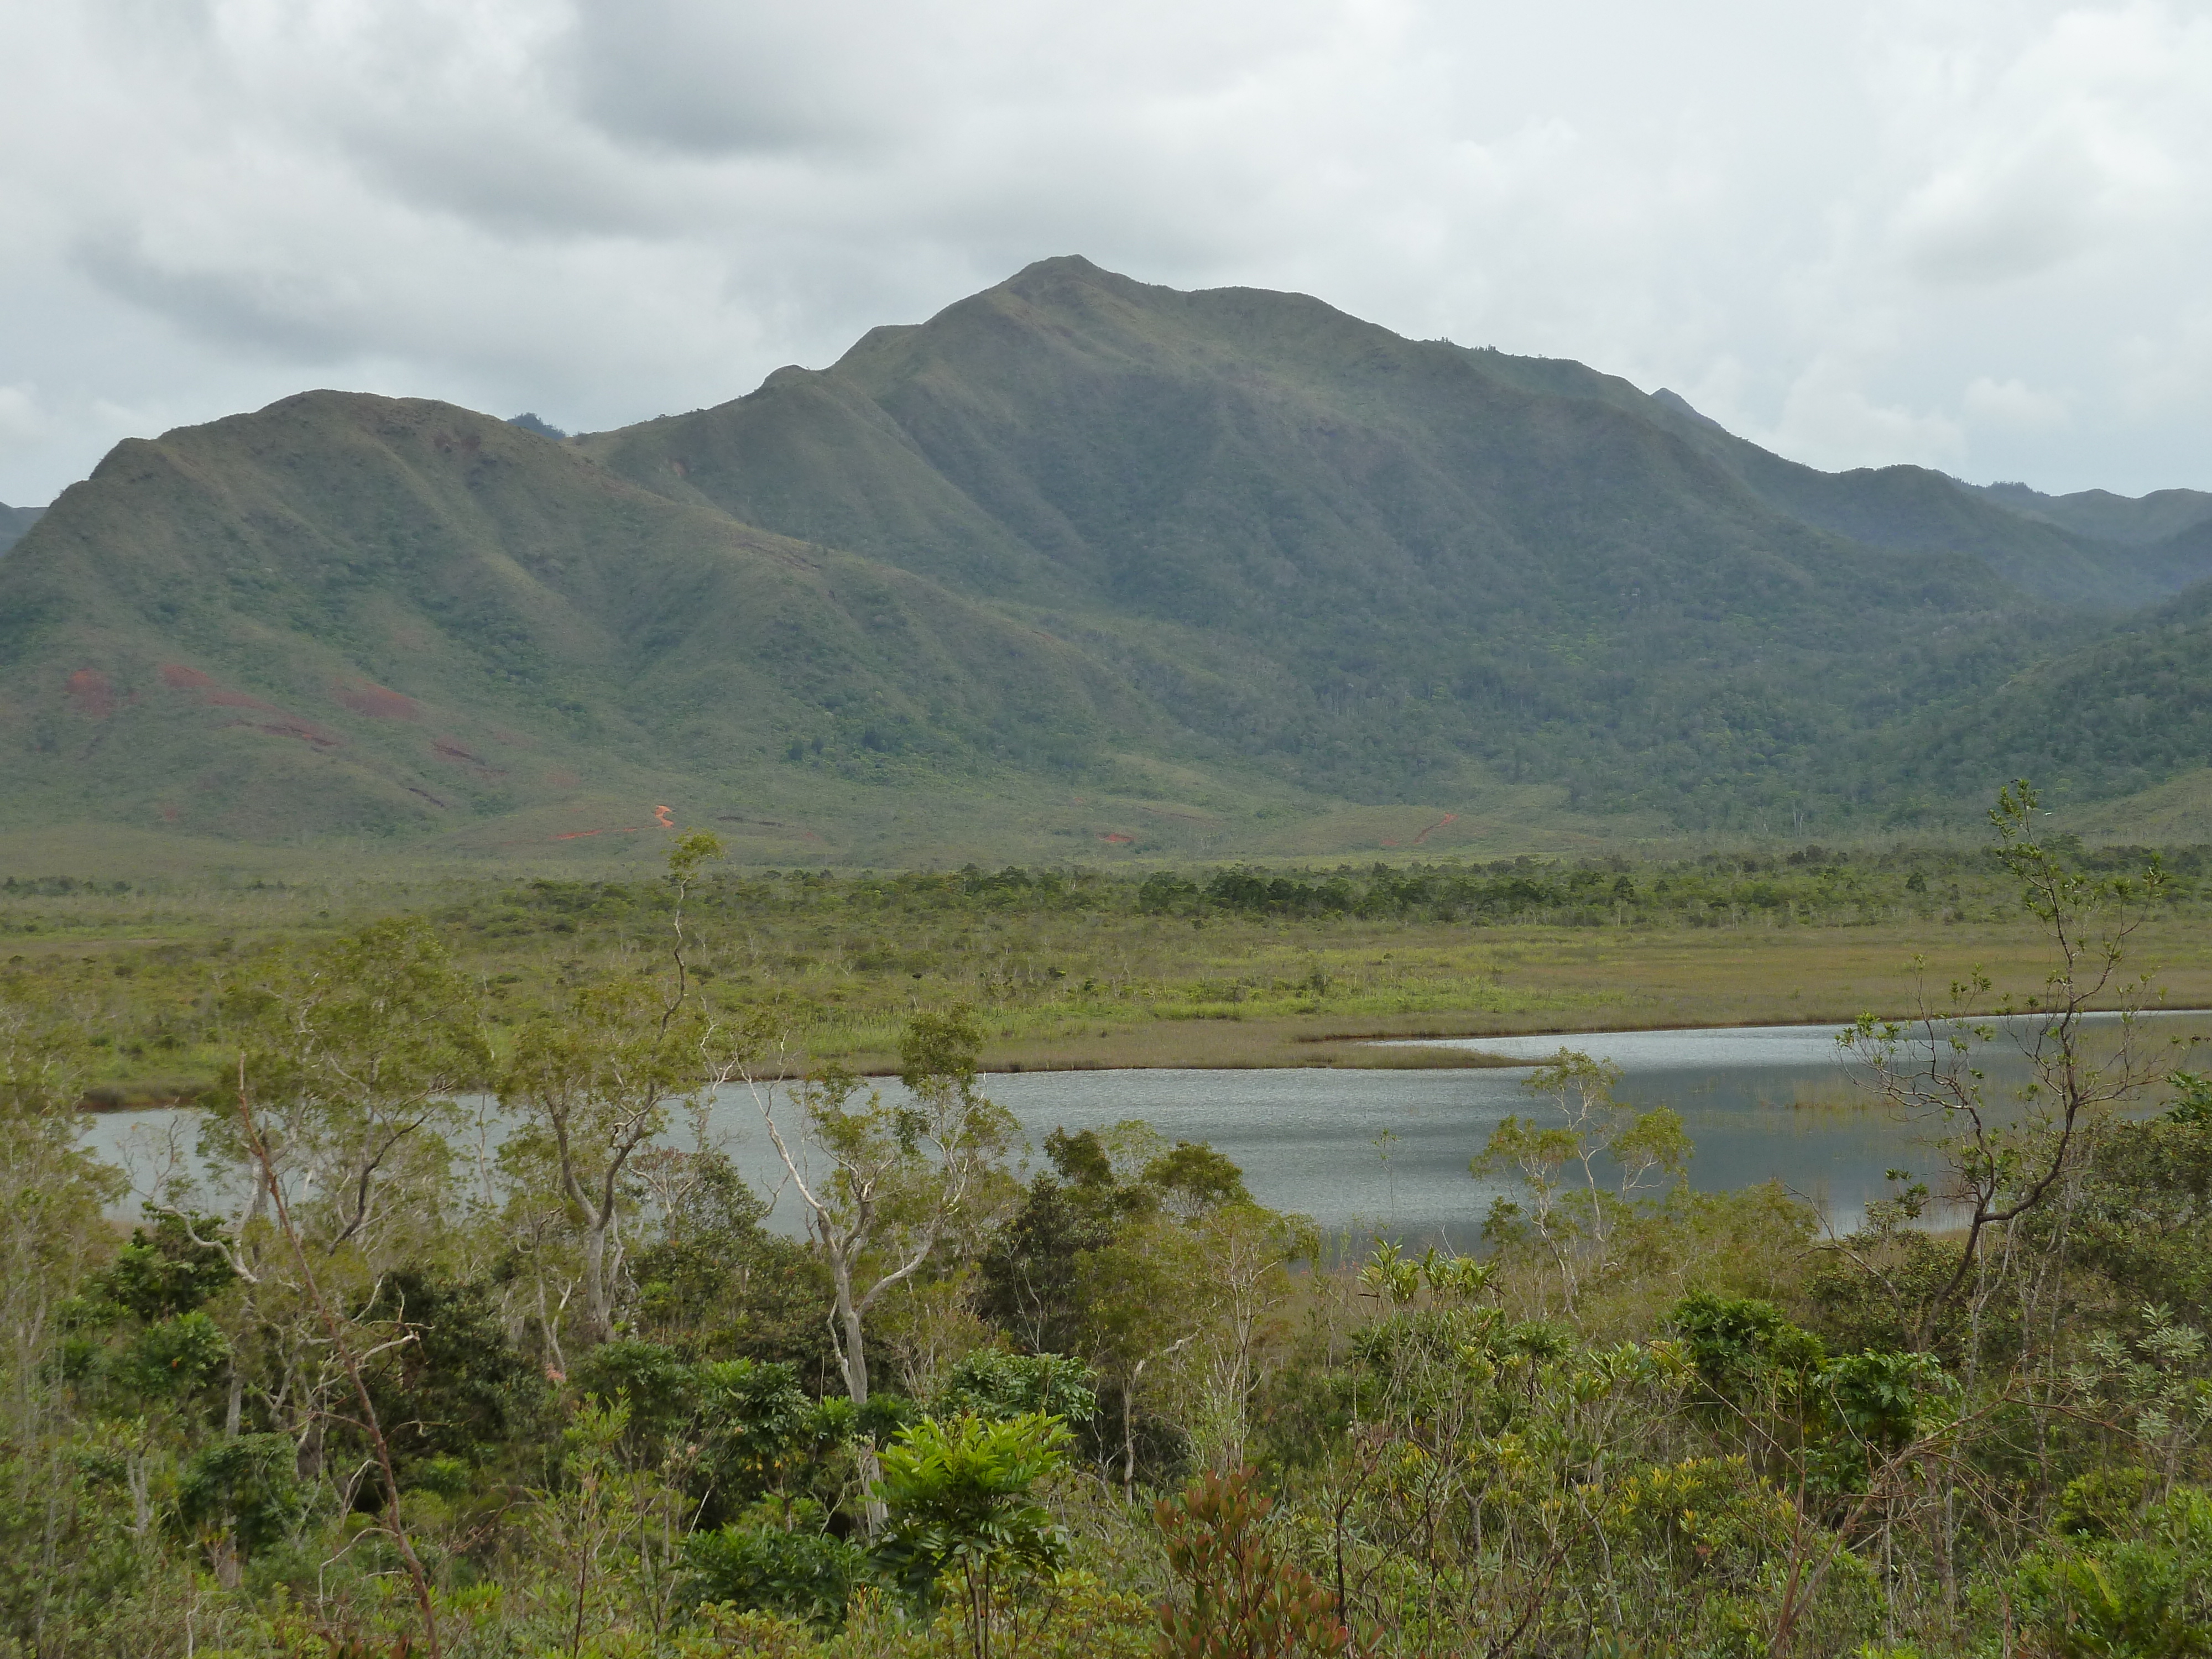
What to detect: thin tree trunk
<box><xmin>580</xmin><ymin>1218</ymin><xmax>611</xmax><ymax>1345</ymax></box>
<box><xmin>829</xmin><ymin>1252</ymin><xmax>889</xmax><ymax>1528</ymax></box>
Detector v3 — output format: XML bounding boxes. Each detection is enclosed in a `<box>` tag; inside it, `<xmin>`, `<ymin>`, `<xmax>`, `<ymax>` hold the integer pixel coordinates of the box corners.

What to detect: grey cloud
<box><xmin>559</xmin><ymin>0</ymin><xmax>919</xmax><ymax>156</ymax></box>
<box><xmin>71</xmin><ymin>228</ymin><xmax>364</xmax><ymax>362</ymax></box>
<box><xmin>4</xmin><ymin>0</ymin><xmax>2211</xmax><ymax>504</ymax></box>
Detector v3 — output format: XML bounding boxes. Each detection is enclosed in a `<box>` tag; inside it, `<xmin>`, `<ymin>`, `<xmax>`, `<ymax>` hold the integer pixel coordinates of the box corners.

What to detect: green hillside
<box><xmin>1969</xmin><ymin>479</ymin><xmax>2212</xmax><ymax>546</ymax></box>
<box><xmin>5</xmin><ymin>256</ymin><xmax>2209</xmax><ymax>854</ymax></box>
<box><xmin>1880</xmin><ymin>567</ymin><xmax>2212</xmax><ymax>815</ymax></box>
<box><xmin>0</xmin><ymin>393</ymin><xmax>1235</xmax><ymax>856</ymax></box>
<box><xmin>582</xmin><ymin>258</ymin><xmax>2117</xmax><ymax>826</ymax></box>
<box><xmin>0</xmin><ymin>502</ymin><xmax>40</xmax><ymax>555</ymax></box>
<box><xmin>1632</xmin><ymin>392</ymin><xmax>2210</xmax><ymax>606</ymax></box>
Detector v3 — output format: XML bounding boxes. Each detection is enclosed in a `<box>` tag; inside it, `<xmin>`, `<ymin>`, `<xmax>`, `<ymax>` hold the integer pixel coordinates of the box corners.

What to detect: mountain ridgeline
<box><xmin>4</xmin><ymin>256</ymin><xmax>2209</xmax><ymax>857</ymax></box>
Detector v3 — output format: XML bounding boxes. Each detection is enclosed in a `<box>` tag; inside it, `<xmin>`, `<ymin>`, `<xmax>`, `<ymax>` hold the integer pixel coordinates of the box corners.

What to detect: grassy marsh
<box><xmin>10</xmin><ymin>838</ymin><xmax>2212</xmax><ymax>1095</ymax></box>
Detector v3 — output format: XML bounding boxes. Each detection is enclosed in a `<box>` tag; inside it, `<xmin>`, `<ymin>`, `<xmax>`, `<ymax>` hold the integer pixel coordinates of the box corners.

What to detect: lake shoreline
<box><xmin>81</xmin><ymin>1001</ymin><xmax>2210</xmax><ymax>1108</ymax></box>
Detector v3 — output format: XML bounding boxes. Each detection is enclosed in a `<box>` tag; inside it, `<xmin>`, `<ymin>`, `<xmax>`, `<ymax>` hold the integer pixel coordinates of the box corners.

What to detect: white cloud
<box><xmin>1</xmin><ymin>0</ymin><xmax>2209</xmax><ymax>503</ymax></box>
<box><xmin>0</xmin><ymin>385</ymin><xmax>44</xmax><ymax>448</ymax></box>
<box><xmin>1963</xmin><ymin>375</ymin><xmax>2069</xmax><ymax>430</ymax></box>
<box><xmin>1774</xmin><ymin>356</ymin><xmax>1966</xmax><ymax>472</ymax></box>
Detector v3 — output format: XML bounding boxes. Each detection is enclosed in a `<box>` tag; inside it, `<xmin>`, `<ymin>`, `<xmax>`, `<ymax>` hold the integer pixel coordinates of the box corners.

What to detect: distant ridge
<box><xmin>1969</xmin><ymin>479</ymin><xmax>2212</xmax><ymax>546</ymax></box>
<box><xmin>0</xmin><ymin>501</ymin><xmax>41</xmax><ymax>555</ymax></box>
<box><xmin>6</xmin><ymin>256</ymin><xmax>2211</xmax><ymax>853</ymax></box>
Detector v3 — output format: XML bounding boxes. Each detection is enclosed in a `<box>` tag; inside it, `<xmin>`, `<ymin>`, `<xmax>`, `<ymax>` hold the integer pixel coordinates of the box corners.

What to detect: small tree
<box><xmin>874</xmin><ymin>1410</ymin><xmax>1071</xmax><ymax>1659</ymax></box>
<box><xmin>1155</xmin><ymin>1464</ymin><xmax>1348</xmax><ymax>1659</ymax></box>
<box><xmin>501</xmin><ymin>980</ymin><xmax>702</xmax><ymax>1348</ymax></box>
<box><xmin>1841</xmin><ymin>780</ymin><xmax>2180</xmax><ymax>1350</ymax></box>
<box><xmin>173</xmin><ymin>921</ymin><xmax>487</xmax><ymax>1288</ymax></box>
<box><xmin>735</xmin><ymin>1011</ymin><xmax>1015</xmax><ymax>1519</ymax></box>
<box><xmin>1471</xmin><ymin>1048</ymin><xmax>1689</xmax><ymax>1312</ymax></box>
<box><xmin>500</xmin><ymin>833</ymin><xmax>726</xmax><ymax>1352</ymax></box>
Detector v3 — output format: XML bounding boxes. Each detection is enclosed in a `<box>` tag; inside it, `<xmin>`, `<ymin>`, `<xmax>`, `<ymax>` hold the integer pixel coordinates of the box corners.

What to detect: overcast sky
<box><xmin>3</xmin><ymin>0</ymin><xmax>2209</xmax><ymax>507</ymax></box>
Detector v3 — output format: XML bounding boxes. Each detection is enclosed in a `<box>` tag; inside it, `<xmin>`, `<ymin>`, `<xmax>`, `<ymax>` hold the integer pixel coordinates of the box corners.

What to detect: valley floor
<box><xmin>7</xmin><ymin>838</ymin><xmax>2208</xmax><ymax>1093</ymax></box>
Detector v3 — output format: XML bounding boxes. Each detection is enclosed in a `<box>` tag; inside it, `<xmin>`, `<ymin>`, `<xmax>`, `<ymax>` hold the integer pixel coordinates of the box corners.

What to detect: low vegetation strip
<box><xmin>13</xmin><ymin>833</ymin><xmax>2212</xmax><ymax>1093</ymax></box>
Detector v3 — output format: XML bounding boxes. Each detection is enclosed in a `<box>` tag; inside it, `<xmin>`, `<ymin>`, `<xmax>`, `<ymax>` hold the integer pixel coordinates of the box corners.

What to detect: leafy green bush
<box><xmin>682</xmin><ymin>1504</ymin><xmax>873</xmax><ymax>1627</ymax></box>
<box><xmin>2007</xmin><ymin>1486</ymin><xmax>2212</xmax><ymax>1657</ymax></box>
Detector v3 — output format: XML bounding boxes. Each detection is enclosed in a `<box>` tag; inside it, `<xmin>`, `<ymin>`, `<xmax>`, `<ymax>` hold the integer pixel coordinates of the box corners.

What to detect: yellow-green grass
<box><xmin>19</xmin><ymin>860</ymin><xmax>2209</xmax><ymax>1097</ymax></box>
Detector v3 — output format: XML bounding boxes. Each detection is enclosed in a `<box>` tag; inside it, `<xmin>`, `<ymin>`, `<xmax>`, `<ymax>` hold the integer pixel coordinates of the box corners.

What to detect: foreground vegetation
<box><xmin>7</xmin><ymin>790</ymin><xmax>2212</xmax><ymax>1655</ymax></box>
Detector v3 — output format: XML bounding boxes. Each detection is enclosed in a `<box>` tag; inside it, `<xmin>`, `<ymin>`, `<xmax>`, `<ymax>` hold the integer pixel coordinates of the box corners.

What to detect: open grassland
<box><xmin>7</xmin><ymin>833</ymin><xmax>2210</xmax><ymax>1098</ymax></box>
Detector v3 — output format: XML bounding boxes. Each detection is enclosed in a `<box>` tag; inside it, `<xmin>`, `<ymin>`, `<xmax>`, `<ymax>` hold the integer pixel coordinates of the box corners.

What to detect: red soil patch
<box><xmin>159</xmin><ymin>804</ymin><xmax>180</xmax><ymax>822</ymax></box>
<box><xmin>162</xmin><ymin>666</ymin><xmax>286</xmax><ymax>716</ymax></box>
<box><xmin>1411</xmin><ymin>812</ymin><xmax>1459</xmax><ymax>846</ymax></box>
<box><xmin>1098</xmin><ymin>831</ymin><xmax>1135</xmax><ymax>844</ymax></box>
<box><xmin>547</xmin><ymin>805</ymin><xmax>676</xmax><ymax>843</ymax></box>
<box><xmin>333</xmin><ymin>680</ymin><xmax>419</xmax><ymax>720</ymax></box>
<box><xmin>65</xmin><ymin>669</ymin><xmax>114</xmax><ymax>718</ymax></box>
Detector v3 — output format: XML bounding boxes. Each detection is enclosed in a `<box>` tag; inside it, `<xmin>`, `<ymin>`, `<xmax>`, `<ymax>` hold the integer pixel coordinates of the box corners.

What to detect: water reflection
<box><xmin>80</xmin><ymin>1013</ymin><xmax>2208</xmax><ymax>1250</ymax></box>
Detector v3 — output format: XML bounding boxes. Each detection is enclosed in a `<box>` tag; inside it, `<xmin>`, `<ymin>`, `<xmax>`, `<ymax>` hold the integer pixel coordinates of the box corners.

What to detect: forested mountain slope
<box><xmin>0</xmin><ymin>394</ymin><xmax>1162</xmax><ymax>844</ymax></box>
<box><xmin>580</xmin><ymin>257</ymin><xmax>2092</xmax><ymax>823</ymax></box>
<box><xmin>1885</xmin><ymin>568</ymin><xmax>2212</xmax><ymax>813</ymax></box>
<box><xmin>1968</xmin><ymin>479</ymin><xmax>2212</xmax><ymax>545</ymax></box>
<box><xmin>3</xmin><ymin>256</ymin><xmax>2205</xmax><ymax>850</ymax></box>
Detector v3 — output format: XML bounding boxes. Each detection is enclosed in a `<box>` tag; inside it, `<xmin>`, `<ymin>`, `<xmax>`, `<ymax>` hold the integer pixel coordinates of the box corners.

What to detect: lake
<box><xmin>91</xmin><ymin>1014</ymin><xmax>2200</xmax><ymax>1246</ymax></box>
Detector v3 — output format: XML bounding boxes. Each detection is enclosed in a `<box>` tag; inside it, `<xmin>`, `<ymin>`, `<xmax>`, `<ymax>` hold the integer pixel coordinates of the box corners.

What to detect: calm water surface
<box><xmin>93</xmin><ymin>1016</ymin><xmax>2202</xmax><ymax>1245</ymax></box>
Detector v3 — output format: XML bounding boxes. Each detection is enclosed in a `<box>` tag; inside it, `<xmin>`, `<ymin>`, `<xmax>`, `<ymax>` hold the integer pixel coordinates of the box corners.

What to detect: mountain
<box><xmin>1886</xmin><ymin>569</ymin><xmax>2212</xmax><ymax>817</ymax></box>
<box><xmin>0</xmin><ymin>392</ymin><xmax>1168</xmax><ymax>851</ymax></box>
<box><xmin>0</xmin><ymin>502</ymin><xmax>41</xmax><ymax>555</ymax></box>
<box><xmin>578</xmin><ymin>257</ymin><xmax>2114</xmax><ymax>820</ymax></box>
<box><xmin>2</xmin><ymin>255</ymin><xmax>2206</xmax><ymax>854</ymax></box>
<box><xmin>1632</xmin><ymin>392</ymin><xmax>2212</xmax><ymax>607</ymax></box>
<box><xmin>1968</xmin><ymin>480</ymin><xmax>2212</xmax><ymax>546</ymax></box>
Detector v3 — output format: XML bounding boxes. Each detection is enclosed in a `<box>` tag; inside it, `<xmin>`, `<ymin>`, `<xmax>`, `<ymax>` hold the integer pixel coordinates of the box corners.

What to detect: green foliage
<box><xmin>90</xmin><ymin>1210</ymin><xmax>237</xmax><ymax>1323</ymax></box>
<box><xmin>681</xmin><ymin>1500</ymin><xmax>873</xmax><ymax>1627</ymax></box>
<box><xmin>1142</xmin><ymin>1141</ymin><xmax>1253</xmax><ymax>1215</ymax></box>
<box><xmin>872</xmin><ymin>1412</ymin><xmax>1072</xmax><ymax>1606</ymax></box>
<box><xmin>569</xmin><ymin>1342</ymin><xmax>848</xmax><ymax>1525</ymax></box>
<box><xmin>1674</xmin><ymin>1290</ymin><xmax>1829</xmax><ymax>1402</ymax></box>
<box><xmin>1474</xmin><ymin>1048</ymin><xmax>1691</xmax><ymax>1311</ymax></box>
<box><xmin>2007</xmin><ymin>1486</ymin><xmax>2212</xmax><ymax>1658</ymax></box>
<box><xmin>360</xmin><ymin>1268</ymin><xmax>552</xmax><ymax>1483</ymax></box>
<box><xmin>9</xmin><ymin>782</ymin><xmax>2212</xmax><ymax>1654</ymax></box>
<box><xmin>109</xmin><ymin>1309</ymin><xmax>231</xmax><ymax>1402</ymax></box>
<box><xmin>175</xmin><ymin>1434</ymin><xmax>311</xmax><ymax>1559</ymax></box>
<box><xmin>932</xmin><ymin>1350</ymin><xmax>1098</xmax><ymax>1425</ymax></box>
